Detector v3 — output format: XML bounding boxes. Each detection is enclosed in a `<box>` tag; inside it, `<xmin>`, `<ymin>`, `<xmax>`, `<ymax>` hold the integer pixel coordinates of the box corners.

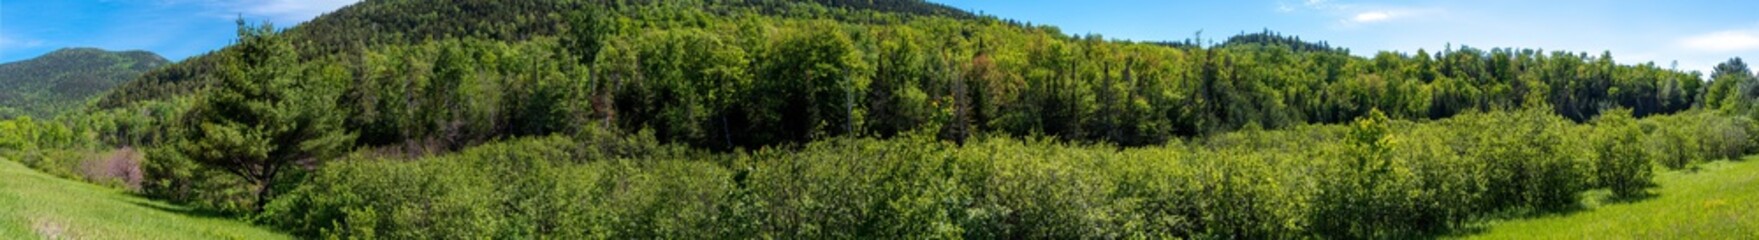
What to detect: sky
<box><xmin>0</xmin><ymin>0</ymin><xmax>360</xmax><ymax>63</ymax></box>
<box><xmin>2</xmin><ymin>0</ymin><xmax>1757</xmax><ymax>75</ymax></box>
<box><xmin>933</xmin><ymin>0</ymin><xmax>1759</xmax><ymax>76</ymax></box>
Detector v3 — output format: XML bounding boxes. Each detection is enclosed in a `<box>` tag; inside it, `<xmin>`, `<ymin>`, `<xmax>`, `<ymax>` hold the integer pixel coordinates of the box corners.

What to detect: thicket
<box><xmin>253</xmin><ymin>108</ymin><xmax>1753</xmax><ymax>239</ymax></box>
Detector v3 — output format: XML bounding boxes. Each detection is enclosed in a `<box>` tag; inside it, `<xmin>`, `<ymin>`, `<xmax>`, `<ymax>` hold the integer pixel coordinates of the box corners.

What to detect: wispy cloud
<box><xmin>1275</xmin><ymin>0</ymin><xmax>1434</xmax><ymax>25</ymax></box>
<box><xmin>1679</xmin><ymin>29</ymin><xmax>1759</xmax><ymax>52</ymax></box>
<box><xmin>1279</xmin><ymin>0</ymin><xmax>1349</xmax><ymax>12</ymax></box>
<box><xmin>152</xmin><ymin>0</ymin><xmax>359</xmax><ymax>24</ymax></box>
<box><xmin>0</xmin><ymin>36</ymin><xmax>46</xmax><ymax>49</ymax></box>
<box><xmin>1351</xmin><ymin>11</ymin><xmax>1393</xmax><ymax>23</ymax></box>
<box><xmin>1337</xmin><ymin>8</ymin><xmax>1439</xmax><ymax>26</ymax></box>
<box><xmin>236</xmin><ymin>0</ymin><xmax>360</xmax><ymax>23</ymax></box>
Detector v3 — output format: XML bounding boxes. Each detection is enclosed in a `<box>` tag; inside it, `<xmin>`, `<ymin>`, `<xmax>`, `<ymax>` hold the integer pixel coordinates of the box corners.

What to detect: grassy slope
<box><xmin>1462</xmin><ymin>157</ymin><xmax>1759</xmax><ymax>239</ymax></box>
<box><xmin>0</xmin><ymin>159</ymin><xmax>289</xmax><ymax>240</ymax></box>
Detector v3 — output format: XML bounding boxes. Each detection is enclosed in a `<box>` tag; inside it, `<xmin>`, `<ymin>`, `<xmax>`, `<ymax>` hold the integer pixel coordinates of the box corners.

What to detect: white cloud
<box><xmin>153</xmin><ymin>0</ymin><xmax>360</xmax><ymax>25</ymax></box>
<box><xmin>1352</xmin><ymin>12</ymin><xmax>1392</xmax><ymax>23</ymax></box>
<box><xmin>1274</xmin><ymin>1</ymin><xmax>1431</xmax><ymax>25</ymax></box>
<box><xmin>237</xmin><ymin>0</ymin><xmax>361</xmax><ymax>23</ymax></box>
<box><xmin>1281</xmin><ymin>0</ymin><xmax>1346</xmax><ymax>12</ymax></box>
<box><xmin>1679</xmin><ymin>30</ymin><xmax>1759</xmax><ymax>52</ymax></box>
<box><xmin>0</xmin><ymin>36</ymin><xmax>45</xmax><ymax>49</ymax></box>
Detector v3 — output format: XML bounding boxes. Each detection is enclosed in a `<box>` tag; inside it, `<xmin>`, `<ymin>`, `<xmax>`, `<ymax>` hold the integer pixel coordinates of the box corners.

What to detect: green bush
<box><xmin>264</xmin><ymin>136</ymin><xmax>737</xmax><ymax>239</ymax></box>
<box><xmin>1643</xmin><ymin>111</ymin><xmax>1755</xmax><ymax>169</ymax></box>
<box><xmin>1441</xmin><ymin>110</ymin><xmax>1590</xmax><ymax>211</ymax></box>
<box><xmin>141</xmin><ymin>145</ymin><xmax>256</xmax><ymax>213</ymax></box>
<box><xmin>259</xmin><ymin>109</ymin><xmax>1753</xmax><ymax>239</ymax></box>
<box><xmin>1590</xmin><ymin>109</ymin><xmax>1653</xmax><ymax>197</ymax></box>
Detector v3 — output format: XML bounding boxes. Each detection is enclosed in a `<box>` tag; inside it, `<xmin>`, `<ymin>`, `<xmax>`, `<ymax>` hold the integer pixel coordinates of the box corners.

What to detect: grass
<box><xmin>0</xmin><ymin>158</ymin><xmax>290</xmax><ymax>240</ymax></box>
<box><xmin>1459</xmin><ymin>157</ymin><xmax>1759</xmax><ymax>239</ymax></box>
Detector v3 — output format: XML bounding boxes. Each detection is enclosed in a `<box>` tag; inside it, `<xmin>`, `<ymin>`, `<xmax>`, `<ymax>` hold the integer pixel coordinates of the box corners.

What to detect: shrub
<box><xmin>77</xmin><ymin>147</ymin><xmax>144</xmax><ymax>190</ymax></box>
<box><xmin>1589</xmin><ymin>109</ymin><xmax>1653</xmax><ymax>197</ymax></box>
<box><xmin>1642</xmin><ymin>111</ymin><xmax>1755</xmax><ymax>169</ymax></box>
<box><xmin>264</xmin><ymin>136</ymin><xmax>737</xmax><ymax>239</ymax></box>
<box><xmin>259</xmin><ymin>109</ymin><xmax>1743</xmax><ymax>239</ymax></box>
<box><xmin>1444</xmin><ymin>110</ymin><xmax>1589</xmax><ymax>211</ymax></box>
<box><xmin>141</xmin><ymin>145</ymin><xmax>256</xmax><ymax>213</ymax></box>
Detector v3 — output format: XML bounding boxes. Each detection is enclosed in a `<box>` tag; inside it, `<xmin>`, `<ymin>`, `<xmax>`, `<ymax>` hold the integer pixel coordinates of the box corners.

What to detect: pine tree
<box><xmin>171</xmin><ymin>20</ymin><xmax>356</xmax><ymax>211</ymax></box>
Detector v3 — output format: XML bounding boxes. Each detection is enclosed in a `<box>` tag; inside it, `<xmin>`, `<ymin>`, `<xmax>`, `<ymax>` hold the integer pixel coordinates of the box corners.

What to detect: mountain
<box><xmin>0</xmin><ymin>48</ymin><xmax>167</xmax><ymax>119</ymax></box>
<box><xmin>96</xmin><ymin>0</ymin><xmax>974</xmax><ymax>108</ymax></box>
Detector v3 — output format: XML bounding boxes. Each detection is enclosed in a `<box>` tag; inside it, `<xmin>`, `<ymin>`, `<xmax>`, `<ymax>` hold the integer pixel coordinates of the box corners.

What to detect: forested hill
<box><xmin>98</xmin><ymin>0</ymin><xmax>972</xmax><ymax>109</ymax></box>
<box><xmin>96</xmin><ymin>0</ymin><xmax>1706</xmax><ymax>150</ymax></box>
<box><xmin>0</xmin><ymin>48</ymin><xmax>166</xmax><ymax>119</ymax></box>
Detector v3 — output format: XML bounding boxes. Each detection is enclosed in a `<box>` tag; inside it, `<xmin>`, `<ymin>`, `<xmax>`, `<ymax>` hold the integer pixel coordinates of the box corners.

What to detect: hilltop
<box><xmin>0</xmin><ymin>48</ymin><xmax>166</xmax><ymax>119</ymax></box>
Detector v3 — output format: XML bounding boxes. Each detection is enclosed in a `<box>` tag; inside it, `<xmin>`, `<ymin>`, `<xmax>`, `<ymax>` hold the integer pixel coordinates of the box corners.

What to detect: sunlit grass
<box><xmin>1461</xmin><ymin>157</ymin><xmax>1759</xmax><ymax>239</ymax></box>
<box><xmin>0</xmin><ymin>158</ymin><xmax>289</xmax><ymax>240</ymax></box>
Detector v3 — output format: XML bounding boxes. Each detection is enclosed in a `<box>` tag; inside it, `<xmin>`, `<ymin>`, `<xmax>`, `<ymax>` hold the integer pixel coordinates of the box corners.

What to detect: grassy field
<box><xmin>0</xmin><ymin>158</ymin><xmax>289</xmax><ymax>240</ymax></box>
<box><xmin>1461</xmin><ymin>157</ymin><xmax>1759</xmax><ymax>239</ymax></box>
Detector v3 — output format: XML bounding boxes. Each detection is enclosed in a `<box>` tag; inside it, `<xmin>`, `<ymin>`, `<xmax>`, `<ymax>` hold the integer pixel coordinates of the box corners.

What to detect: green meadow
<box><xmin>0</xmin><ymin>158</ymin><xmax>289</xmax><ymax>240</ymax></box>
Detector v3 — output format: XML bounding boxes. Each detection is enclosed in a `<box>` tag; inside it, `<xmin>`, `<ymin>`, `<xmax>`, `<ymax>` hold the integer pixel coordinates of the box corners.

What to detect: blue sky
<box><xmin>934</xmin><ymin>0</ymin><xmax>1759</xmax><ymax>75</ymax></box>
<box><xmin>3</xmin><ymin>0</ymin><xmax>1757</xmax><ymax>75</ymax></box>
<box><xmin>0</xmin><ymin>0</ymin><xmax>358</xmax><ymax>63</ymax></box>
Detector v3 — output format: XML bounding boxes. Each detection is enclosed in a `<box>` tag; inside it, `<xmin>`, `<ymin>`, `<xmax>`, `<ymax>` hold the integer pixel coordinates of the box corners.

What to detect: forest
<box><xmin>4</xmin><ymin>0</ymin><xmax>1759</xmax><ymax>239</ymax></box>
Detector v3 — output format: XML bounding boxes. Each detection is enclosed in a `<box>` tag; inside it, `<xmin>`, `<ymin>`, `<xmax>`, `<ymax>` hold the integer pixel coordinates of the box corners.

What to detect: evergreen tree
<box><xmin>170</xmin><ymin>20</ymin><xmax>356</xmax><ymax>211</ymax></box>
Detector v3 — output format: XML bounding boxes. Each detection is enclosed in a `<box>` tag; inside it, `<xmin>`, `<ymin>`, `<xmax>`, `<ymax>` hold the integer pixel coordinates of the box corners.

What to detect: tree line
<box><xmin>91</xmin><ymin>0</ymin><xmax>1720</xmax><ymax>151</ymax></box>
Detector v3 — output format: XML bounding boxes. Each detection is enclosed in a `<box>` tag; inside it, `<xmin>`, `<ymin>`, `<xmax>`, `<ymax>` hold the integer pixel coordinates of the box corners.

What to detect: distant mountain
<box><xmin>0</xmin><ymin>48</ymin><xmax>167</xmax><ymax>119</ymax></box>
<box><xmin>1220</xmin><ymin>30</ymin><xmax>1349</xmax><ymax>53</ymax></box>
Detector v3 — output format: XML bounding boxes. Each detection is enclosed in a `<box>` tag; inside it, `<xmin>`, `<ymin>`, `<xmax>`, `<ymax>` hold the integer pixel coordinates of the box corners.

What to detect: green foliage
<box><xmin>259</xmin><ymin>106</ymin><xmax>1753</xmax><ymax>238</ymax></box>
<box><xmin>165</xmin><ymin>21</ymin><xmax>356</xmax><ymax>212</ymax></box>
<box><xmin>91</xmin><ymin>0</ymin><xmax>1709</xmax><ymax>150</ymax></box>
<box><xmin>1642</xmin><ymin>111</ymin><xmax>1754</xmax><ymax>169</ymax></box>
<box><xmin>1453</xmin><ymin>109</ymin><xmax>1590</xmax><ymax>211</ymax></box>
<box><xmin>1310</xmin><ymin>109</ymin><xmax>1441</xmax><ymax>238</ymax></box>
<box><xmin>265</xmin><ymin>136</ymin><xmax>734</xmax><ymax>239</ymax></box>
<box><xmin>750</xmin><ymin>21</ymin><xmax>871</xmax><ymax>144</ymax></box>
<box><xmin>0</xmin><ymin>117</ymin><xmax>113</xmax><ymax>182</ymax></box>
<box><xmin>1589</xmin><ymin>109</ymin><xmax>1653</xmax><ymax>197</ymax></box>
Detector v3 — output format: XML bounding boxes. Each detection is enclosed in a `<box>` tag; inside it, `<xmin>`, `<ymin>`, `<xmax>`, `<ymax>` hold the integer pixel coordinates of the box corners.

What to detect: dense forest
<box><xmin>0</xmin><ymin>48</ymin><xmax>166</xmax><ymax>119</ymax></box>
<box><xmin>5</xmin><ymin>0</ymin><xmax>1759</xmax><ymax>238</ymax></box>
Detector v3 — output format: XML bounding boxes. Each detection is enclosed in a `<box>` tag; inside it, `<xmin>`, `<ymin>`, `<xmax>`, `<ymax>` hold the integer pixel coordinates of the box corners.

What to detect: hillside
<box><xmin>93</xmin><ymin>0</ymin><xmax>1704</xmax><ymax>150</ymax></box>
<box><xmin>0</xmin><ymin>158</ymin><xmax>289</xmax><ymax>239</ymax></box>
<box><xmin>0</xmin><ymin>48</ymin><xmax>166</xmax><ymax>119</ymax></box>
<box><xmin>96</xmin><ymin>0</ymin><xmax>973</xmax><ymax>109</ymax></box>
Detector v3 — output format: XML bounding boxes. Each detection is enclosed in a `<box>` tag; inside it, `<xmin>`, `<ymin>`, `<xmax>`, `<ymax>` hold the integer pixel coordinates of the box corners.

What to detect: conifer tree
<box><xmin>171</xmin><ymin>20</ymin><xmax>355</xmax><ymax>211</ymax></box>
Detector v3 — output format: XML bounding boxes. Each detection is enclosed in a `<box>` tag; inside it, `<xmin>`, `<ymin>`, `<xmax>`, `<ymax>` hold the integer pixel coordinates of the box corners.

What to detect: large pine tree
<box><xmin>171</xmin><ymin>21</ymin><xmax>355</xmax><ymax>211</ymax></box>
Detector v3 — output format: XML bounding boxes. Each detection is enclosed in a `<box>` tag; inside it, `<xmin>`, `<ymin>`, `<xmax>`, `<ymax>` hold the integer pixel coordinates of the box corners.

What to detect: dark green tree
<box><xmin>171</xmin><ymin>20</ymin><xmax>356</xmax><ymax>211</ymax></box>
